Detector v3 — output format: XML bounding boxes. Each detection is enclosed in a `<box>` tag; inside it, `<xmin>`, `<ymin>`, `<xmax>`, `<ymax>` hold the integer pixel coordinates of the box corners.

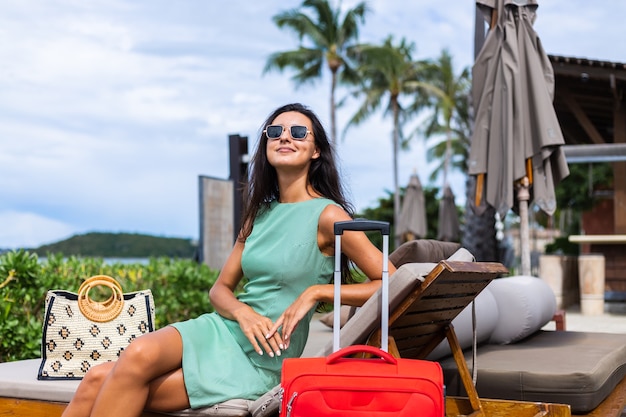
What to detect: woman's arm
<box><xmin>314</xmin><ymin>205</ymin><xmax>397</xmax><ymax>305</ymax></box>
<box><xmin>208</xmin><ymin>239</ymin><xmax>247</xmax><ymax>320</ymax></box>
<box><xmin>209</xmin><ymin>239</ymin><xmax>284</xmax><ymax>357</ymax></box>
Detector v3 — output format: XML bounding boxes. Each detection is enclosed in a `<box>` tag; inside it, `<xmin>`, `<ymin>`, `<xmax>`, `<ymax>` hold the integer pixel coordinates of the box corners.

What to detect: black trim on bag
<box><xmin>143</xmin><ymin>294</ymin><xmax>155</xmax><ymax>332</ymax></box>
<box><xmin>37</xmin><ymin>293</ymin><xmax>84</xmax><ymax>381</ymax></box>
<box><xmin>49</xmin><ymin>290</ymin><xmax>79</xmax><ymax>300</ymax></box>
<box><xmin>37</xmin><ymin>294</ymin><xmax>56</xmax><ymax>380</ymax></box>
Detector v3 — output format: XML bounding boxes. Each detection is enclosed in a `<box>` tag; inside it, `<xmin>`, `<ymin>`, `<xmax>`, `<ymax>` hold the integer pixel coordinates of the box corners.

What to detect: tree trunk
<box><xmin>461</xmin><ymin>175</ymin><xmax>500</xmax><ymax>262</ymax></box>
<box><xmin>329</xmin><ymin>69</ymin><xmax>338</xmax><ymax>145</ymax></box>
<box><xmin>392</xmin><ymin>97</ymin><xmax>401</xmax><ymax>248</ymax></box>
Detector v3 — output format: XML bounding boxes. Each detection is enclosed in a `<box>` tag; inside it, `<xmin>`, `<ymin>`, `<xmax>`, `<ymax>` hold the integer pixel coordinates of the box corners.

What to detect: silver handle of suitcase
<box><xmin>333</xmin><ymin>219</ymin><xmax>390</xmax><ymax>353</ymax></box>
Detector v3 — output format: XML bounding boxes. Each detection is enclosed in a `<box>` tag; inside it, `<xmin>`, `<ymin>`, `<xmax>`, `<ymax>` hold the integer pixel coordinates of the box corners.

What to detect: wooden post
<box><xmin>446</xmin><ymin>324</ymin><xmax>485</xmax><ymax>416</ymax></box>
<box><xmin>613</xmin><ymin>91</ymin><xmax>626</xmax><ymax>234</ymax></box>
<box><xmin>198</xmin><ymin>176</ymin><xmax>233</xmax><ymax>270</ymax></box>
<box><xmin>517</xmin><ymin>177</ymin><xmax>532</xmax><ymax>276</ymax></box>
<box><xmin>228</xmin><ymin>134</ymin><xmax>249</xmax><ymax>243</ymax></box>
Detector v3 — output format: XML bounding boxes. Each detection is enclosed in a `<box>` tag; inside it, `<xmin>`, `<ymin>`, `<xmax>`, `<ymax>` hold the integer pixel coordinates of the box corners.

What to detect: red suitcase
<box><xmin>279</xmin><ymin>220</ymin><xmax>445</xmax><ymax>417</ymax></box>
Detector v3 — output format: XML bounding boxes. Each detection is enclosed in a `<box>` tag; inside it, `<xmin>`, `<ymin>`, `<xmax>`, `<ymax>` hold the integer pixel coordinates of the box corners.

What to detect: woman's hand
<box><xmin>233</xmin><ymin>305</ymin><xmax>285</xmax><ymax>358</ymax></box>
<box><xmin>267</xmin><ymin>286</ymin><xmax>318</xmax><ymax>350</ymax></box>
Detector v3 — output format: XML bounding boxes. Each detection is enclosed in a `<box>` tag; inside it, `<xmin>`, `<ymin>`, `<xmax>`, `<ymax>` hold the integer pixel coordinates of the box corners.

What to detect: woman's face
<box><xmin>265</xmin><ymin>111</ymin><xmax>320</xmax><ymax>171</ymax></box>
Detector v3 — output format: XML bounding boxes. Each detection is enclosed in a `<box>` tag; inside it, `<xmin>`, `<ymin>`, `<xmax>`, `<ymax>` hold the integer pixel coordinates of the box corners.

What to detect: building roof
<box><xmin>550</xmin><ymin>55</ymin><xmax>626</xmax><ymax>146</ymax></box>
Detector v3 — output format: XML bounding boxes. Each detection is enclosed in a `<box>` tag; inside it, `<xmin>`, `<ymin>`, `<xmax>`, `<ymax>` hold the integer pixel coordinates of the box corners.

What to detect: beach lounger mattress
<box><xmin>439</xmin><ymin>330</ymin><xmax>626</xmax><ymax>413</ymax></box>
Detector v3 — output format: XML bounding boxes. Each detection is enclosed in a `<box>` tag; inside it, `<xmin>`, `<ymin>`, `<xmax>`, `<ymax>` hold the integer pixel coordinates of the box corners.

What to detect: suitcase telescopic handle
<box><xmin>334</xmin><ymin>219</ymin><xmax>390</xmax><ymax>235</ymax></box>
<box><xmin>333</xmin><ymin>219</ymin><xmax>390</xmax><ymax>353</ymax></box>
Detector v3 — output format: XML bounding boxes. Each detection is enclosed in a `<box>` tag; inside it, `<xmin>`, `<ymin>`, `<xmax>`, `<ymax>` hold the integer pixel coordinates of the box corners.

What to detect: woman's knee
<box><xmin>112</xmin><ymin>336</ymin><xmax>163</xmax><ymax>379</ymax></box>
<box><xmin>62</xmin><ymin>363</ymin><xmax>113</xmax><ymax>416</ymax></box>
<box><xmin>108</xmin><ymin>327</ymin><xmax>182</xmax><ymax>381</ymax></box>
<box><xmin>116</xmin><ymin>338</ymin><xmax>150</xmax><ymax>364</ymax></box>
<box><xmin>81</xmin><ymin>362</ymin><xmax>113</xmax><ymax>392</ymax></box>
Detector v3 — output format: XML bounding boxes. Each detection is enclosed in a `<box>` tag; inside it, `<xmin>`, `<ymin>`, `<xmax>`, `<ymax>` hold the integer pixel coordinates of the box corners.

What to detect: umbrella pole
<box><xmin>517</xmin><ymin>177</ymin><xmax>531</xmax><ymax>276</ymax></box>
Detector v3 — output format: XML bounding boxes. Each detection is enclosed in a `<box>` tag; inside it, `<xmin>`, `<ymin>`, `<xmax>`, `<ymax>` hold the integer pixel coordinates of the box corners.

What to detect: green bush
<box><xmin>0</xmin><ymin>250</ymin><xmax>220</xmax><ymax>362</ymax></box>
<box><xmin>544</xmin><ymin>237</ymin><xmax>580</xmax><ymax>256</ymax></box>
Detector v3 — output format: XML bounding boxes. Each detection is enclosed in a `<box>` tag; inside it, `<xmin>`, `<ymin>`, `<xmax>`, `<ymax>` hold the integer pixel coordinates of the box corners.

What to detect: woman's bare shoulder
<box><xmin>316</xmin><ymin>204</ymin><xmax>350</xmax><ymax>255</ymax></box>
<box><xmin>320</xmin><ymin>203</ymin><xmax>351</xmax><ymax>222</ymax></box>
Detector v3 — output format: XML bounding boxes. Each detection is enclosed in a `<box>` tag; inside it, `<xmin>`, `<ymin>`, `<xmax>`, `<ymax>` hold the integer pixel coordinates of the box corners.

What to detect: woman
<box><xmin>62</xmin><ymin>103</ymin><xmax>395</xmax><ymax>416</ymax></box>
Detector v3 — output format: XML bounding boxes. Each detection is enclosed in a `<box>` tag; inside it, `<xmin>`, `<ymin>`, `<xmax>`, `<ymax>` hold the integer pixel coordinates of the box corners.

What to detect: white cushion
<box><xmin>426</xmin><ymin>287</ymin><xmax>498</xmax><ymax>360</ymax></box>
<box><xmin>487</xmin><ymin>275</ymin><xmax>557</xmax><ymax>344</ymax></box>
<box><xmin>0</xmin><ymin>359</ymin><xmax>78</xmax><ymax>402</ymax></box>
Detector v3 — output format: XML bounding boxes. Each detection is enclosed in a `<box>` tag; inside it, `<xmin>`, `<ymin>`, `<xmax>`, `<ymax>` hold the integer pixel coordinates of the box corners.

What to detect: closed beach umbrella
<box><xmin>397</xmin><ymin>174</ymin><xmax>427</xmax><ymax>243</ymax></box>
<box><xmin>437</xmin><ymin>185</ymin><xmax>460</xmax><ymax>242</ymax></box>
<box><xmin>468</xmin><ymin>0</ymin><xmax>569</xmax><ymax>274</ymax></box>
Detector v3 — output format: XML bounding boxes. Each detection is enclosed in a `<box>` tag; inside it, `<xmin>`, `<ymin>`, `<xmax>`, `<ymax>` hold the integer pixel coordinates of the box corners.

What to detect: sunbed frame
<box><xmin>352</xmin><ymin>260</ymin><xmax>567</xmax><ymax>416</ymax></box>
<box><xmin>359</xmin><ymin>260</ymin><xmax>625</xmax><ymax>417</ymax></box>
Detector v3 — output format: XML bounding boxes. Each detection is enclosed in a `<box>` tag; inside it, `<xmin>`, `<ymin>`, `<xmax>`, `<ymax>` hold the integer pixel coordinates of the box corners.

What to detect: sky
<box><xmin>1</xmin><ymin>0</ymin><xmax>625</xmax><ymax>249</ymax></box>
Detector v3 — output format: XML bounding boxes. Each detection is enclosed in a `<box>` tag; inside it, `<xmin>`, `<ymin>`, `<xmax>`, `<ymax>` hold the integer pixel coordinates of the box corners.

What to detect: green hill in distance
<box><xmin>32</xmin><ymin>232</ymin><xmax>197</xmax><ymax>259</ymax></box>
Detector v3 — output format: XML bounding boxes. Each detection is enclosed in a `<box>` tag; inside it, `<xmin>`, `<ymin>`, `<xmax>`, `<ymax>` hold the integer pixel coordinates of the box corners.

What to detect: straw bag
<box><xmin>38</xmin><ymin>275</ymin><xmax>155</xmax><ymax>380</ymax></box>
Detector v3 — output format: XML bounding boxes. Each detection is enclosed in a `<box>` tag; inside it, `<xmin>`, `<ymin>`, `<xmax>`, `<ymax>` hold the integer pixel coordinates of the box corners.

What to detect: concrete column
<box><xmin>578</xmin><ymin>254</ymin><xmax>605</xmax><ymax>315</ymax></box>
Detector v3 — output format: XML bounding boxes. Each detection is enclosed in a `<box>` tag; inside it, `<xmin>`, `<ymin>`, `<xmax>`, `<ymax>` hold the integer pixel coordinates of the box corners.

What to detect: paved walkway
<box><xmin>301</xmin><ymin>313</ymin><xmax>334</xmax><ymax>357</ymax></box>
<box><xmin>543</xmin><ymin>301</ymin><xmax>626</xmax><ymax>333</ymax></box>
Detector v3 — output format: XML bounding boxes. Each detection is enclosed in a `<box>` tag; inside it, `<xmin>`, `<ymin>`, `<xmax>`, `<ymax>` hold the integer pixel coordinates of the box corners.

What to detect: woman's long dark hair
<box><xmin>240</xmin><ymin>103</ymin><xmax>356</xmax><ymax>286</ymax></box>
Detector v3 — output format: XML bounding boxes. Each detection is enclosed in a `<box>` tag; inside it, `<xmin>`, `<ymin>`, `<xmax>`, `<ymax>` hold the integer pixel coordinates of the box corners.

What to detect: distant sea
<box><xmin>102</xmin><ymin>258</ymin><xmax>150</xmax><ymax>265</ymax></box>
<box><xmin>38</xmin><ymin>257</ymin><xmax>150</xmax><ymax>265</ymax></box>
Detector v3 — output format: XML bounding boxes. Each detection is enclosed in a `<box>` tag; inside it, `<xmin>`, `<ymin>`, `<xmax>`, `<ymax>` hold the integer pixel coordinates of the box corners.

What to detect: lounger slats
<box><xmin>402</xmin><ymin>295</ymin><xmax>477</xmax><ymax>314</ymax></box>
<box><xmin>393</xmin><ymin>309</ymin><xmax>462</xmax><ymax>335</ymax></box>
<box><xmin>386</xmin><ymin>261</ymin><xmax>506</xmax><ymax>361</ymax></box>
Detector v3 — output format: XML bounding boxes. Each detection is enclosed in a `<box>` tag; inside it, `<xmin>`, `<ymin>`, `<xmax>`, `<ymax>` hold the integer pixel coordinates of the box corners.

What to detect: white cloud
<box><xmin>0</xmin><ymin>211</ymin><xmax>76</xmax><ymax>249</ymax></box>
<box><xmin>0</xmin><ymin>0</ymin><xmax>624</xmax><ymax>249</ymax></box>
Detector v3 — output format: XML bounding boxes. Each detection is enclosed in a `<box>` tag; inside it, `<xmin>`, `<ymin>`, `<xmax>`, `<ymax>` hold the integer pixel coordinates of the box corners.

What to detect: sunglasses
<box><xmin>264</xmin><ymin>125</ymin><xmax>311</xmax><ymax>140</ymax></box>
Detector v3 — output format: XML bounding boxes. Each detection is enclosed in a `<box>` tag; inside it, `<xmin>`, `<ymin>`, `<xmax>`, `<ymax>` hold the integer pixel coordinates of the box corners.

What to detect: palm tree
<box><xmin>343</xmin><ymin>36</ymin><xmax>429</xmax><ymax>247</ymax></box>
<box><xmin>264</xmin><ymin>0</ymin><xmax>369</xmax><ymax>144</ymax></box>
<box><xmin>410</xmin><ymin>49</ymin><xmax>501</xmax><ymax>261</ymax></box>
<box><xmin>410</xmin><ymin>49</ymin><xmax>471</xmax><ymax>188</ymax></box>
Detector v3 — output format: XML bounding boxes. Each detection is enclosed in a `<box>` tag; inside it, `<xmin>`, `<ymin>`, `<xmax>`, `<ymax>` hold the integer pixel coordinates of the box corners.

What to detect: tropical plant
<box><xmin>555</xmin><ymin>162</ymin><xmax>613</xmax><ymax>213</ymax></box>
<box><xmin>409</xmin><ymin>49</ymin><xmax>471</xmax><ymax>187</ymax></box>
<box><xmin>0</xmin><ymin>252</ymin><xmax>220</xmax><ymax>361</ymax></box>
<box><xmin>358</xmin><ymin>185</ymin><xmax>442</xmax><ymax>251</ymax></box>
<box><xmin>343</xmin><ymin>35</ymin><xmax>430</xmax><ymax>246</ymax></box>
<box><xmin>264</xmin><ymin>0</ymin><xmax>369</xmax><ymax>144</ymax></box>
<box><xmin>404</xmin><ymin>48</ymin><xmax>491</xmax><ymax>254</ymax></box>
<box><xmin>406</xmin><ymin>48</ymin><xmax>502</xmax><ymax>263</ymax></box>
<box><xmin>539</xmin><ymin>162</ymin><xmax>614</xmax><ymax>255</ymax></box>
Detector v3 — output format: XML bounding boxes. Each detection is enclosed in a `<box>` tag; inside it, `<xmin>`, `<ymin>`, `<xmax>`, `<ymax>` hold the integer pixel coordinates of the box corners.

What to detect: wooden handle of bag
<box><xmin>88</xmin><ymin>275</ymin><xmax>123</xmax><ymax>308</ymax></box>
<box><xmin>78</xmin><ymin>275</ymin><xmax>124</xmax><ymax>322</ymax></box>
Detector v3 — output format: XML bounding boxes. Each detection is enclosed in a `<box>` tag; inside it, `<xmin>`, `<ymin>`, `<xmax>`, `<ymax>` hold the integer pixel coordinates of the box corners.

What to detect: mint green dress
<box><xmin>171</xmin><ymin>198</ymin><xmax>336</xmax><ymax>408</ymax></box>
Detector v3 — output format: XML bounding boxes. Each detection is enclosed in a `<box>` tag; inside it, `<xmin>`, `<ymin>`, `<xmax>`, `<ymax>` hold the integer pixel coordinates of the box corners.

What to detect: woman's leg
<box><xmin>62</xmin><ymin>358</ymin><xmax>189</xmax><ymax>416</ymax></box>
<box><xmin>62</xmin><ymin>362</ymin><xmax>115</xmax><ymax>417</ymax></box>
<box><xmin>86</xmin><ymin>326</ymin><xmax>189</xmax><ymax>417</ymax></box>
<box><xmin>144</xmin><ymin>365</ymin><xmax>189</xmax><ymax>412</ymax></box>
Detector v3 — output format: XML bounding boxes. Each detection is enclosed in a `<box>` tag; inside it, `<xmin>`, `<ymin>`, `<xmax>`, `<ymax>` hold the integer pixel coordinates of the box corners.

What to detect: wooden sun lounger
<box><xmin>323</xmin><ymin>259</ymin><xmax>572</xmax><ymax>417</ymax></box>
<box><xmin>335</xmin><ymin>259</ymin><xmax>626</xmax><ymax>417</ymax></box>
<box><xmin>394</xmin><ymin>261</ymin><xmax>572</xmax><ymax>417</ymax></box>
<box><xmin>0</xmin><ymin>398</ymin><xmax>167</xmax><ymax>417</ymax></box>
